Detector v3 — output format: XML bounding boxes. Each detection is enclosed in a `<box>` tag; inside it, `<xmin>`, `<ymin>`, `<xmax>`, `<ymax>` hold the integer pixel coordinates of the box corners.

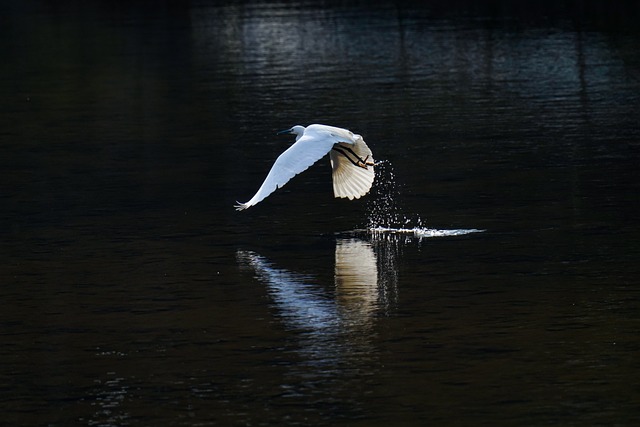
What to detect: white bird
<box><xmin>235</xmin><ymin>124</ymin><xmax>375</xmax><ymax>210</ymax></box>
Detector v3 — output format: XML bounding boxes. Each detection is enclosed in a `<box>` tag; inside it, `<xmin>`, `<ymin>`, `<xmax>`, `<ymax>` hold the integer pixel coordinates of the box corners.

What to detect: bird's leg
<box><xmin>332</xmin><ymin>146</ymin><xmax>374</xmax><ymax>169</ymax></box>
<box><xmin>341</xmin><ymin>146</ymin><xmax>375</xmax><ymax>167</ymax></box>
<box><xmin>332</xmin><ymin>147</ymin><xmax>366</xmax><ymax>169</ymax></box>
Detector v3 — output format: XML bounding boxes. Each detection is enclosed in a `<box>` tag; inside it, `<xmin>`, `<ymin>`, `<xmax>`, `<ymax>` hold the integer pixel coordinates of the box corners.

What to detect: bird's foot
<box><xmin>362</xmin><ymin>155</ymin><xmax>375</xmax><ymax>167</ymax></box>
<box><xmin>355</xmin><ymin>155</ymin><xmax>374</xmax><ymax>169</ymax></box>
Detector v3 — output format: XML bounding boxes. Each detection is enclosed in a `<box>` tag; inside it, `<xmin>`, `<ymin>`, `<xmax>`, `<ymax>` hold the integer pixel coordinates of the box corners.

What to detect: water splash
<box><xmin>366</xmin><ymin>160</ymin><xmax>406</xmax><ymax>229</ymax></box>
<box><xmin>370</xmin><ymin>226</ymin><xmax>484</xmax><ymax>238</ymax></box>
<box><xmin>365</xmin><ymin>160</ymin><xmax>484</xmax><ymax>240</ymax></box>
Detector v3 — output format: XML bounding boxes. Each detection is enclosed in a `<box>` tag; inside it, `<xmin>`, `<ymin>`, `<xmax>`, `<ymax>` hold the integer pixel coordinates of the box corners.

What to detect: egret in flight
<box><xmin>235</xmin><ymin>124</ymin><xmax>375</xmax><ymax>210</ymax></box>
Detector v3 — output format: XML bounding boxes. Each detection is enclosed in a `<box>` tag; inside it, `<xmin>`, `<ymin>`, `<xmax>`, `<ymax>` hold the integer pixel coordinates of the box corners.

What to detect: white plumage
<box><xmin>235</xmin><ymin>124</ymin><xmax>375</xmax><ymax>210</ymax></box>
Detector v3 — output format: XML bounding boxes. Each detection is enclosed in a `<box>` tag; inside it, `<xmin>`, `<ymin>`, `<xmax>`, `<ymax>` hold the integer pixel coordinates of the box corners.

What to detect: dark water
<box><xmin>2</xmin><ymin>1</ymin><xmax>640</xmax><ymax>425</ymax></box>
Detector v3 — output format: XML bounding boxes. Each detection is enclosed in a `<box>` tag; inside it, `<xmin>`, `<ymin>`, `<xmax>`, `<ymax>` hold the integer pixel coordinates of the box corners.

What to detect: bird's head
<box><xmin>277</xmin><ymin>125</ymin><xmax>306</xmax><ymax>137</ymax></box>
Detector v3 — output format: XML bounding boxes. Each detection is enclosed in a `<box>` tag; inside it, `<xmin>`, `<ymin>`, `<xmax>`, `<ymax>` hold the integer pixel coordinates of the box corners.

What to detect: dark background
<box><xmin>2</xmin><ymin>1</ymin><xmax>639</xmax><ymax>425</ymax></box>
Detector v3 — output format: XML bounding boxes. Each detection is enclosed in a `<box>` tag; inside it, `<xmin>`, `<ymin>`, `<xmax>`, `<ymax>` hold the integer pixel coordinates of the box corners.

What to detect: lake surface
<box><xmin>2</xmin><ymin>1</ymin><xmax>639</xmax><ymax>425</ymax></box>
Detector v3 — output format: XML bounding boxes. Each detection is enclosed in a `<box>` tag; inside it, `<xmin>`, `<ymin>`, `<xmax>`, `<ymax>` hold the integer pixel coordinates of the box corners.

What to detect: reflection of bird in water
<box><xmin>334</xmin><ymin>239</ymin><xmax>379</xmax><ymax>327</ymax></box>
<box><xmin>236</xmin><ymin>238</ymin><xmax>388</xmax><ymax>363</ymax></box>
<box><xmin>236</xmin><ymin>250</ymin><xmax>339</xmax><ymax>336</ymax></box>
<box><xmin>235</xmin><ymin>124</ymin><xmax>375</xmax><ymax>210</ymax></box>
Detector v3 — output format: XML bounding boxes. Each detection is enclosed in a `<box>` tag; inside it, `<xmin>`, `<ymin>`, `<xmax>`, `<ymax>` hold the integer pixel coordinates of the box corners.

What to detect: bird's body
<box><xmin>235</xmin><ymin>124</ymin><xmax>375</xmax><ymax>210</ymax></box>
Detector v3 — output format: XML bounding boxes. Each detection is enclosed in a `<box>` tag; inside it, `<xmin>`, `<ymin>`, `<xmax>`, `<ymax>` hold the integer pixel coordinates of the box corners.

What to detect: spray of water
<box><xmin>365</xmin><ymin>160</ymin><xmax>483</xmax><ymax>240</ymax></box>
<box><xmin>366</xmin><ymin>160</ymin><xmax>405</xmax><ymax>229</ymax></box>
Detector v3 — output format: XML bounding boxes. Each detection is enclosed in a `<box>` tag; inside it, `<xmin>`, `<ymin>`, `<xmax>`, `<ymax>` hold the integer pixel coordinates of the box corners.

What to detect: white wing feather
<box><xmin>329</xmin><ymin>137</ymin><xmax>375</xmax><ymax>200</ymax></box>
<box><xmin>235</xmin><ymin>133</ymin><xmax>335</xmax><ymax>210</ymax></box>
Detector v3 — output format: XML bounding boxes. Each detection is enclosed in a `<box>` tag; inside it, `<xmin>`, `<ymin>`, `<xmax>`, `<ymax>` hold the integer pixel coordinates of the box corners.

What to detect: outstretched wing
<box><xmin>235</xmin><ymin>134</ymin><xmax>336</xmax><ymax>210</ymax></box>
<box><xmin>329</xmin><ymin>136</ymin><xmax>375</xmax><ymax>200</ymax></box>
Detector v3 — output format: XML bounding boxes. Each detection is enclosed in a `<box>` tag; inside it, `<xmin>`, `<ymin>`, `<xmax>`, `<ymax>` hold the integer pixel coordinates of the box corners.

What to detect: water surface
<box><xmin>2</xmin><ymin>1</ymin><xmax>639</xmax><ymax>425</ymax></box>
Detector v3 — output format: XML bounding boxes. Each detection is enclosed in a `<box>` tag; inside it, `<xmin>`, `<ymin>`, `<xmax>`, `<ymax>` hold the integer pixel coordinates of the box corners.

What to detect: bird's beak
<box><xmin>277</xmin><ymin>128</ymin><xmax>292</xmax><ymax>135</ymax></box>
